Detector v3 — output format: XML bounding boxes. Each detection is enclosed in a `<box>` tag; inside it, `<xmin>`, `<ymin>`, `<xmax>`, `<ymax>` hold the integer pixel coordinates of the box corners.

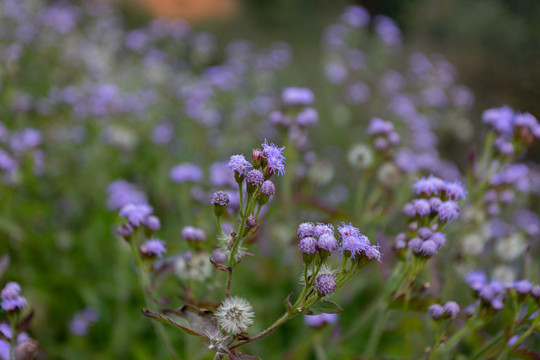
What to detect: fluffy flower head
<box><xmin>216</xmin><ymin>296</ymin><xmax>254</xmax><ymax>334</ymax></box>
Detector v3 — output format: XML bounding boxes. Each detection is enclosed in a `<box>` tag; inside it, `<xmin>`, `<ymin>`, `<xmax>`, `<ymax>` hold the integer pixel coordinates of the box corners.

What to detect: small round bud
<box><xmin>299</xmin><ymin>237</ymin><xmax>317</xmax><ymax>264</ymax></box>
<box><xmin>297</xmin><ymin>222</ymin><xmax>315</xmax><ymax>238</ymax></box>
<box><xmin>252</xmin><ymin>148</ymin><xmax>263</xmax><ymax>169</ymax></box>
<box><xmin>117</xmin><ymin>223</ymin><xmax>134</xmax><ymax>238</ymax></box>
<box><xmin>408</xmin><ymin>238</ymin><xmax>423</xmax><ymax>253</ymax></box>
<box><xmin>419</xmin><ymin>240</ymin><xmax>438</xmax><ymax>257</ymax></box>
<box><xmin>210</xmin><ymin>191</ymin><xmax>229</xmax><ymax>217</ymax></box>
<box><xmin>443</xmin><ymin>301</ymin><xmax>460</xmax><ymax>318</ymax></box>
<box><xmin>428</xmin><ymin>304</ymin><xmax>444</xmax><ymax>320</ymax></box>
<box><xmin>181</xmin><ymin>226</ymin><xmax>206</xmax><ymax>242</ymax></box>
<box><xmin>245</xmin><ymin>214</ymin><xmax>257</xmax><ymax>229</ymax></box>
<box><xmin>145</xmin><ymin>216</ymin><xmax>161</xmax><ymax>231</ymax></box>
<box><xmin>315</xmin><ymin>274</ymin><xmax>337</xmax><ymax>296</ymax></box>
<box><xmin>258</xmin><ymin>180</ymin><xmax>275</xmax><ymax>206</ymax></box>
<box><xmin>245</xmin><ymin>170</ymin><xmax>264</xmax><ymax>193</ymax></box>
<box><xmin>417</xmin><ymin>227</ymin><xmax>433</xmax><ymax>240</ymax></box>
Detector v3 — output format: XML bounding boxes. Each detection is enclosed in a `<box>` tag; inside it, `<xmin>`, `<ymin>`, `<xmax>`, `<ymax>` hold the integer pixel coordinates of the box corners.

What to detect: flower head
<box><xmin>245</xmin><ymin>169</ymin><xmax>264</xmax><ymax>187</ymax></box>
<box><xmin>442</xmin><ymin>181</ymin><xmax>467</xmax><ymax>200</ymax></box>
<box><xmin>438</xmin><ymin>201</ymin><xmax>460</xmax><ymax>223</ymax></box>
<box><xmin>216</xmin><ymin>296</ymin><xmax>254</xmax><ymax>334</ymax></box>
<box><xmin>298</xmin><ymin>237</ymin><xmax>318</xmax><ymax>255</ymax></box>
<box><xmin>181</xmin><ymin>226</ymin><xmax>206</xmax><ymax>242</ymax></box>
<box><xmin>297</xmin><ymin>222</ymin><xmax>315</xmax><ymax>238</ymax></box>
<box><xmin>304</xmin><ymin>313</ymin><xmax>338</xmax><ymax>328</ymax></box>
<box><xmin>315</xmin><ymin>274</ymin><xmax>337</xmax><ymax>296</ymax></box>
<box><xmin>210</xmin><ymin>191</ymin><xmax>230</xmax><ymax>206</ymax></box>
<box><xmin>140</xmin><ymin>238</ymin><xmax>167</xmax><ymax>258</ymax></box>
<box><xmin>227</xmin><ymin>155</ymin><xmax>252</xmax><ymax>175</ymax></box>
<box><xmin>318</xmin><ymin>233</ymin><xmax>338</xmax><ymax>252</ymax></box>
<box><xmin>1</xmin><ymin>282</ymin><xmax>27</xmax><ymax>312</ymax></box>
<box><xmin>443</xmin><ymin>301</ymin><xmax>460</xmax><ymax>318</ymax></box>
<box><xmin>119</xmin><ymin>203</ymin><xmax>153</xmax><ymax>226</ymax></box>
<box><xmin>281</xmin><ymin>87</ymin><xmax>314</xmax><ymax>106</ymax></box>
<box><xmin>412</xmin><ymin>175</ymin><xmax>444</xmax><ymax>196</ymax></box>
<box><xmin>170</xmin><ymin>163</ymin><xmax>203</xmax><ymax>183</ymax></box>
<box><xmin>313</xmin><ymin>223</ymin><xmax>334</xmax><ymax>238</ymax></box>
<box><xmin>428</xmin><ymin>304</ymin><xmax>444</xmax><ymax>320</ymax></box>
<box><xmin>262</xmin><ymin>140</ymin><xmax>286</xmax><ymax>176</ymax></box>
<box><xmin>260</xmin><ymin>181</ymin><xmax>275</xmax><ymax>196</ymax></box>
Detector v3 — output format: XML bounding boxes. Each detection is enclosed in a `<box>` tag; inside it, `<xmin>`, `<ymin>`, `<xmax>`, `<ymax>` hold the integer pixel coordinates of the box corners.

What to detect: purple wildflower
<box><xmin>507</xmin><ymin>335</ymin><xmax>519</xmax><ymax>347</ymax></box>
<box><xmin>318</xmin><ymin>234</ymin><xmax>338</xmax><ymax>252</ymax></box>
<box><xmin>181</xmin><ymin>226</ymin><xmax>206</xmax><ymax>242</ymax></box>
<box><xmin>69</xmin><ymin>307</ymin><xmax>98</xmax><ymax>336</ymax></box>
<box><xmin>297</xmin><ymin>222</ymin><xmax>315</xmax><ymax>238</ymax></box>
<box><xmin>245</xmin><ymin>169</ymin><xmax>264</xmax><ymax>187</ymax></box>
<box><xmin>419</xmin><ymin>240</ymin><xmax>438</xmax><ymax>257</ymax></box>
<box><xmin>210</xmin><ymin>191</ymin><xmax>229</xmax><ymax>206</ymax></box>
<box><xmin>443</xmin><ymin>301</ymin><xmax>460</xmax><ymax>318</ymax></box>
<box><xmin>313</xmin><ymin>223</ymin><xmax>334</xmax><ymax>238</ymax></box>
<box><xmin>304</xmin><ymin>313</ymin><xmax>338</xmax><ymax>328</ymax></box>
<box><xmin>1</xmin><ymin>282</ymin><xmax>27</xmax><ymax>312</ymax></box>
<box><xmin>337</xmin><ymin>223</ymin><xmax>361</xmax><ymax>239</ymax></box>
<box><xmin>144</xmin><ymin>216</ymin><xmax>161</xmax><ymax>231</ymax></box>
<box><xmin>140</xmin><ymin>238</ymin><xmax>167</xmax><ymax>258</ymax></box>
<box><xmin>402</xmin><ymin>203</ymin><xmax>416</xmax><ymax>217</ymax></box>
<box><xmin>260</xmin><ymin>181</ymin><xmax>275</xmax><ymax>196</ymax></box>
<box><xmin>417</xmin><ymin>227</ymin><xmax>433</xmax><ymax>240</ymax></box>
<box><xmin>119</xmin><ymin>203</ymin><xmax>153</xmax><ymax>226</ymax></box>
<box><xmin>341</xmin><ymin>236</ymin><xmax>367</xmax><ymax>258</ymax></box>
<box><xmin>298</xmin><ymin>237</ymin><xmax>318</xmax><ymax>254</ymax></box>
<box><xmin>262</xmin><ymin>140</ymin><xmax>286</xmax><ymax>176</ymax></box>
<box><xmin>412</xmin><ymin>175</ymin><xmax>444</xmax><ymax>196</ymax></box>
<box><xmin>465</xmin><ymin>271</ymin><xmax>488</xmax><ymax>291</ymax></box>
<box><xmin>442</xmin><ymin>181</ymin><xmax>467</xmax><ymax>200</ymax></box>
<box><xmin>366</xmin><ymin>118</ymin><xmax>394</xmax><ymax>136</ymax></box>
<box><xmin>514</xmin><ymin>280</ymin><xmax>532</xmax><ymax>295</ymax></box>
<box><xmin>531</xmin><ymin>285</ymin><xmax>540</xmax><ymax>298</ymax></box>
<box><xmin>227</xmin><ymin>155</ymin><xmax>252</xmax><ymax>175</ymax></box>
<box><xmin>408</xmin><ymin>238</ymin><xmax>423</xmax><ymax>253</ymax></box>
<box><xmin>296</xmin><ymin>108</ymin><xmax>319</xmax><ymax>127</ymax></box>
<box><xmin>340</xmin><ymin>6</ymin><xmax>369</xmax><ymax>28</ymax></box>
<box><xmin>281</xmin><ymin>87</ymin><xmax>314</xmax><ymax>106</ymax></box>
<box><xmin>430</xmin><ymin>232</ymin><xmax>446</xmax><ymax>247</ymax></box>
<box><xmin>364</xmin><ymin>243</ymin><xmax>382</xmax><ymax>263</ymax></box>
<box><xmin>438</xmin><ymin>201</ymin><xmax>460</xmax><ymax>223</ymax></box>
<box><xmin>170</xmin><ymin>163</ymin><xmax>203</xmax><ymax>183</ymax></box>
<box><xmin>315</xmin><ymin>274</ymin><xmax>337</xmax><ymax>296</ymax></box>
<box><xmin>412</xmin><ymin>199</ymin><xmax>431</xmax><ymax>217</ymax></box>
<box><xmin>482</xmin><ymin>106</ymin><xmax>514</xmax><ymax>134</ymax></box>
<box><xmin>428</xmin><ymin>304</ymin><xmax>444</xmax><ymax>320</ymax></box>
<box><xmin>107</xmin><ymin>180</ymin><xmax>147</xmax><ymax>210</ymax></box>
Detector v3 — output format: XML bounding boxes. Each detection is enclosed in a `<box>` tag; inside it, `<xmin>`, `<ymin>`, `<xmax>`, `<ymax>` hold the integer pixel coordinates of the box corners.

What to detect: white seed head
<box><xmin>216</xmin><ymin>296</ymin><xmax>255</xmax><ymax>334</ymax></box>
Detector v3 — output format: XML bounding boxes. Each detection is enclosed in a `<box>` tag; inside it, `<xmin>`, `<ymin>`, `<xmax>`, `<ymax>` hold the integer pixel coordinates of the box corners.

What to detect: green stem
<box><xmin>8</xmin><ymin>314</ymin><xmax>17</xmax><ymax>360</ymax></box>
<box><xmin>130</xmin><ymin>235</ymin><xmax>179</xmax><ymax>360</ymax></box>
<box><xmin>433</xmin><ymin>316</ymin><xmax>485</xmax><ymax>358</ymax></box>
<box><xmin>470</xmin><ymin>332</ymin><xmax>505</xmax><ymax>360</ymax></box>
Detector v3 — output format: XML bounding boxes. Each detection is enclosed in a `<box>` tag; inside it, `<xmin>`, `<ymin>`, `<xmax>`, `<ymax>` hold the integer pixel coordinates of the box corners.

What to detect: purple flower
<box><xmin>428</xmin><ymin>304</ymin><xmax>444</xmax><ymax>320</ymax></box>
<box><xmin>297</xmin><ymin>222</ymin><xmax>315</xmax><ymax>238</ymax></box>
<box><xmin>444</xmin><ymin>301</ymin><xmax>460</xmax><ymax>318</ymax></box>
<box><xmin>262</xmin><ymin>140</ymin><xmax>286</xmax><ymax>176</ymax></box>
<box><xmin>341</xmin><ymin>235</ymin><xmax>368</xmax><ymax>259</ymax></box>
<box><xmin>412</xmin><ymin>199</ymin><xmax>431</xmax><ymax>217</ymax></box>
<box><xmin>318</xmin><ymin>233</ymin><xmax>338</xmax><ymax>252</ymax></box>
<box><xmin>430</xmin><ymin>232</ymin><xmax>446</xmax><ymax>247</ymax></box>
<box><xmin>402</xmin><ymin>203</ymin><xmax>416</xmax><ymax>217</ymax></box>
<box><xmin>374</xmin><ymin>15</ymin><xmax>402</xmax><ymax>47</ymax></box>
<box><xmin>531</xmin><ymin>285</ymin><xmax>540</xmax><ymax>298</ymax></box>
<box><xmin>107</xmin><ymin>180</ymin><xmax>147</xmax><ymax>210</ymax></box>
<box><xmin>442</xmin><ymin>181</ymin><xmax>467</xmax><ymax>200</ymax></box>
<box><xmin>181</xmin><ymin>226</ymin><xmax>206</xmax><ymax>242</ymax></box>
<box><xmin>465</xmin><ymin>271</ymin><xmax>487</xmax><ymax>291</ymax></box>
<box><xmin>438</xmin><ymin>201</ymin><xmax>459</xmax><ymax>223</ymax></box>
<box><xmin>140</xmin><ymin>238</ymin><xmax>167</xmax><ymax>258</ymax></box>
<box><xmin>482</xmin><ymin>106</ymin><xmax>515</xmax><ymax>134</ymax></box>
<box><xmin>144</xmin><ymin>216</ymin><xmax>161</xmax><ymax>231</ymax></box>
<box><xmin>419</xmin><ymin>240</ymin><xmax>438</xmax><ymax>257</ymax></box>
<box><xmin>227</xmin><ymin>155</ymin><xmax>252</xmax><ymax>175</ymax></box>
<box><xmin>298</xmin><ymin>237</ymin><xmax>318</xmax><ymax>254</ymax></box>
<box><xmin>69</xmin><ymin>307</ymin><xmax>98</xmax><ymax>336</ymax></box>
<box><xmin>151</xmin><ymin>123</ymin><xmax>173</xmax><ymax>145</ymax></box>
<box><xmin>260</xmin><ymin>181</ymin><xmax>275</xmax><ymax>196</ymax></box>
<box><xmin>325</xmin><ymin>62</ymin><xmax>348</xmax><ymax>85</ymax></box>
<box><xmin>313</xmin><ymin>223</ymin><xmax>334</xmax><ymax>238</ymax></box>
<box><xmin>337</xmin><ymin>223</ymin><xmax>361</xmax><ymax>239</ymax></box>
<box><xmin>281</xmin><ymin>87</ymin><xmax>314</xmax><ymax>106</ymax></box>
<box><xmin>514</xmin><ymin>280</ymin><xmax>532</xmax><ymax>295</ymax></box>
<box><xmin>366</xmin><ymin>118</ymin><xmax>394</xmax><ymax>136</ymax></box>
<box><xmin>210</xmin><ymin>162</ymin><xmax>237</xmax><ymax>187</ymax></box>
<box><xmin>296</xmin><ymin>108</ymin><xmax>319</xmax><ymax>127</ymax></box>
<box><xmin>315</xmin><ymin>274</ymin><xmax>337</xmax><ymax>296</ymax></box>
<box><xmin>417</xmin><ymin>227</ymin><xmax>433</xmax><ymax>240</ymax></box>
<box><xmin>364</xmin><ymin>243</ymin><xmax>382</xmax><ymax>263</ymax></box>
<box><xmin>304</xmin><ymin>313</ymin><xmax>338</xmax><ymax>328</ymax></box>
<box><xmin>210</xmin><ymin>191</ymin><xmax>229</xmax><ymax>206</ymax></box>
<box><xmin>1</xmin><ymin>282</ymin><xmax>27</xmax><ymax>312</ymax></box>
<box><xmin>119</xmin><ymin>203</ymin><xmax>153</xmax><ymax>226</ymax></box>
<box><xmin>507</xmin><ymin>335</ymin><xmax>519</xmax><ymax>347</ymax></box>
<box><xmin>408</xmin><ymin>238</ymin><xmax>423</xmax><ymax>253</ymax></box>
<box><xmin>412</xmin><ymin>175</ymin><xmax>444</xmax><ymax>196</ymax></box>
<box><xmin>245</xmin><ymin>169</ymin><xmax>264</xmax><ymax>187</ymax></box>
<box><xmin>340</xmin><ymin>6</ymin><xmax>369</xmax><ymax>27</ymax></box>
<box><xmin>170</xmin><ymin>163</ymin><xmax>203</xmax><ymax>183</ymax></box>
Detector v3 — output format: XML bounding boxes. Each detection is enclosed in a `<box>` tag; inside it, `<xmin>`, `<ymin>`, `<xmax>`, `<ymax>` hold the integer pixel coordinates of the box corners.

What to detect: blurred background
<box><xmin>1</xmin><ymin>0</ymin><xmax>539</xmax><ymax>359</ymax></box>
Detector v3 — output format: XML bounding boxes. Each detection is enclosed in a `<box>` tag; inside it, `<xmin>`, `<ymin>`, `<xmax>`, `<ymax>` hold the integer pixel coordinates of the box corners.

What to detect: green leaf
<box><xmin>305</xmin><ymin>300</ymin><xmax>343</xmax><ymax>315</ymax></box>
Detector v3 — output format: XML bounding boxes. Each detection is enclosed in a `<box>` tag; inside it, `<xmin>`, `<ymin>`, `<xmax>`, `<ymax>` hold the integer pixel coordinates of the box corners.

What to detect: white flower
<box><xmin>348</xmin><ymin>144</ymin><xmax>373</xmax><ymax>169</ymax></box>
<box><xmin>215</xmin><ymin>296</ymin><xmax>254</xmax><ymax>334</ymax></box>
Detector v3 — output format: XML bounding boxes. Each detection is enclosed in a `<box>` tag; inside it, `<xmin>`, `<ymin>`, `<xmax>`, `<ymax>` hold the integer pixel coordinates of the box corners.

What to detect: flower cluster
<box><xmin>428</xmin><ymin>301</ymin><xmax>460</xmax><ymax>320</ymax></box>
<box><xmin>366</xmin><ymin>117</ymin><xmax>400</xmax><ymax>154</ymax></box>
<box><xmin>1</xmin><ymin>282</ymin><xmax>27</xmax><ymax>312</ymax></box>
<box><xmin>396</xmin><ymin>175</ymin><xmax>466</xmax><ymax>258</ymax></box>
<box><xmin>483</xmin><ymin>106</ymin><xmax>540</xmax><ymax>155</ymax></box>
